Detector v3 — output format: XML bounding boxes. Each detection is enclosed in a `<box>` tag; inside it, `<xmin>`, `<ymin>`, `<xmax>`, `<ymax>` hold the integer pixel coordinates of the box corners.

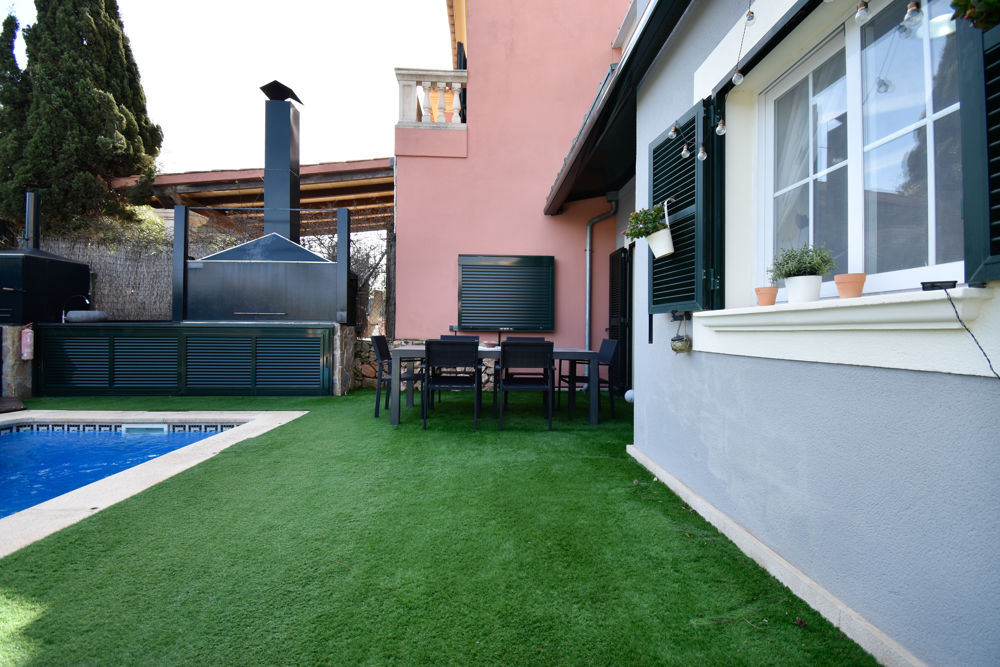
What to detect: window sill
<box><xmin>691</xmin><ymin>287</ymin><xmax>997</xmax><ymax>376</ymax></box>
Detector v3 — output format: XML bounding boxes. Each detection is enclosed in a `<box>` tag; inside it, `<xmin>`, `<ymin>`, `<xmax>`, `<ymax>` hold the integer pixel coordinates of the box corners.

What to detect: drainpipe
<box><xmin>585</xmin><ymin>192</ymin><xmax>618</xmax><ymax>348</ymax></box>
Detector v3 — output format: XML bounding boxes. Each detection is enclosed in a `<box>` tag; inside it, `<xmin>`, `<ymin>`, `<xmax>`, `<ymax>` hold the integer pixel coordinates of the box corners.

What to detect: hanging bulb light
<box><xmin>667</xmin><ymin>125</ymin><xmax>678</xmax><ymax>140</ymax></box>
<box><xmin>681</xmin><ymin>144</ymin><xmax>691</xmax><ymax>159</ymax></box>
<box><xmin>697</xmin><ymin>145</ymin><xmax>708</xmax><ymax>161</ymax></box>
<box><xmin>855</xmin><ymin>1</ymin><xmax>871</xmax><ymax>24</ymax></box>
<box><xmin>745</xmin><ymin>10</ymin><xmax>755</xmax><ymax>26</ymax></box>
<box><xmin>876</xmin><ymin>77</ymin><xmax>894</xmax><ymax>94</ymax></box>
<box><xmin>903</xmin><ymin>1</ymin><xmax>923</xmax><ymax>29</ymax></box>
<box><xmin>732</xmin><ymin>69</ymin><xmax>744</xmax><ymax>86</ymax></box>
<box><xmin>715</xmin><ymin>119</ymin><xmax>727</xmax><ymax>136</ymax></box>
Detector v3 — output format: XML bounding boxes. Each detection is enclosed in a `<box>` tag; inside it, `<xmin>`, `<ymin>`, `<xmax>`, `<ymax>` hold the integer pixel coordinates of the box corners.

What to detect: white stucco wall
<box><xmin>630</xmin><ymin>1</ymin><xmax>1000</xmax><ymax>665</ymax></box>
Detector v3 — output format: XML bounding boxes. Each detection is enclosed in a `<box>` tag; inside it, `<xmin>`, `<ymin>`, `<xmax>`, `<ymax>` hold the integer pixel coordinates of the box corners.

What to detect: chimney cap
<box><xmin>260</xmin><ymin>80</ymin><xmax>303</xmax><ymax>104</ymax></box>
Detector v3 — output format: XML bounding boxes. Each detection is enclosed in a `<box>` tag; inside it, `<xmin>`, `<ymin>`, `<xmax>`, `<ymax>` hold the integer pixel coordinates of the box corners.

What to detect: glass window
<box><xmin>762</xmin><ymin>0</ymin><xmax>961</xmax><ymax>294</ymax></box>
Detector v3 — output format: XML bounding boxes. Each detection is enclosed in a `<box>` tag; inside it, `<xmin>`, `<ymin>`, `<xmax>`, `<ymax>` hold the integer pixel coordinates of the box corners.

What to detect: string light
<box><xmin>732</xmin><ymin>69</ymin><xmax>744</xmax><ymax>86</ymax></box>
<box><xmin>667</xmin><ymin>125</ymin><xmax>678</xmax><ymax>140</ymax></box>
<box><xmin>731</xmin><ymin>0</ymin><xmax>752</xmax><ymax>86</ymax></box>
<box><xmin>903</xmin><ymin>1</ymin><xmax>923</xmax><ymax>28</ymax></box>
<box><xmin>745</xmin><ymin>10</ymin><xmax>755</xmax><ymax>26</ymax></box>
<box><xmin>715</xmin><ymin>119</ymin><xmax>727</xmax><ymax>136</ymax></box>
<box><xmin>855</xmin><ymin>1</ymin><xmax>871</xmax><ymax>24</ymax></box>
<box><xmin>681</xmin><ymin>144</ymin><xmax>691</xmax><ymax>159</ymax></box>
<box><xmin>697</xmin><ymin>145</ymin><xmax>708</xmax><ymax>161</ymax></box>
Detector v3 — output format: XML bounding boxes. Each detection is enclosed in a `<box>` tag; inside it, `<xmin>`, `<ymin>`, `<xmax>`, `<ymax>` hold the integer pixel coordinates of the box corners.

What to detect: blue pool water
<box><xmin>0</xmin><ymin>428</ymin><xmax>214</xmax><ymax>518</ymax></box>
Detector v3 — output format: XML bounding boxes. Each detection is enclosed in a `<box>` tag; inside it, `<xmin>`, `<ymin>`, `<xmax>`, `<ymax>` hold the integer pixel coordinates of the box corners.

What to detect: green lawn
<box><xmin>0</xmin><ymin>392</ymin><xmax>875</xmax><ymax>665</ymax></box>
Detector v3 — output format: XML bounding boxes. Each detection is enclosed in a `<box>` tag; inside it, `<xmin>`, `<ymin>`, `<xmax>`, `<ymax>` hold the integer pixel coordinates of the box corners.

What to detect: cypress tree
<box><xmin>0</xmin><ymin>0</ymin><xmax>161</xmax><ymax>231</ymax></box>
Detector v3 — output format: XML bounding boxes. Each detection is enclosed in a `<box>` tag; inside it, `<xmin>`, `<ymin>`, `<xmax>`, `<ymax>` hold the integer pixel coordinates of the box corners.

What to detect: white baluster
<box><xmin>436</xmin><ymin>81</ymin><xmax>447</xmax><ymax>124</ymax></box>
<box><xmin>398</xmin><ymin>78</ymin><xmax>417</xmax><ymax>123</ymax></box>
<box><xmin>421</xmin><ymin>81</ymin><xmax>432</xmax><ymax>123</ymax></box>
<box><xmin>450</xmin><ymin>82</ymin><xmax>463</xmax><ymax>124</ymax></box>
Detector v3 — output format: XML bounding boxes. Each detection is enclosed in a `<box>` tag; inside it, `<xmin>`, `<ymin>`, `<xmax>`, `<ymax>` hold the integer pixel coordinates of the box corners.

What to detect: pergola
<box><xmin>116</xmin><ymin>157</ymin><xmax>394</xmax><ymax>236</ymax></box>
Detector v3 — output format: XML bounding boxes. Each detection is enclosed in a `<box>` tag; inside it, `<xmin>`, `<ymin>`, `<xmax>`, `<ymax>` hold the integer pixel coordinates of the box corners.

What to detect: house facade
<box><xmin>393</xmin><ymin>0</ymin><xmax>631</xmax><ymax>349</ymax></box>
<box><xmin>546</xmin><ymin>1</ymin><xmax>1000</xmax><ymax>665</ymax></box>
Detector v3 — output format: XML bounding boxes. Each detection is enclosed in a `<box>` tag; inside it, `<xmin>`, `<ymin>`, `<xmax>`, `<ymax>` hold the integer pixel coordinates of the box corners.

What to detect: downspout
<box><xmin>585</xmin><ymin>192</ymin><xmax>618</xmax><ymax>348</ymax></box>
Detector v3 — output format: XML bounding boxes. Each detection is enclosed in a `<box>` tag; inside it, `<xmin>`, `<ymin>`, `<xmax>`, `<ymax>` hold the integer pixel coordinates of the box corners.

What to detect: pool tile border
<box><xmin>0</xmin><ymin>410</ymin><xmax>307</xmax><ymax>560</ymax></box>
<box><xmin>1</xmin><ymin>423</ymin><xmax>239</xmax><ymax>435</ymax></box>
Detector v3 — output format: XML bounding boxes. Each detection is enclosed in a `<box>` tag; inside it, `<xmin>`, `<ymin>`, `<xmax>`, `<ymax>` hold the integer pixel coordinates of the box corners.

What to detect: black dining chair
<box><xmin>496</xmin><ymin>339</ymin><xmax>555</xmax><ymax>431</ymax></box>
<box><xmin>558</xmin><ymin>338</ymin><xmax>619</xmax><ymax>418</ymax></box>
<box><xmin>423</xmin><ymin>338</ymin><xmax>483</xmax><ymax>430</ymax></box>
<box><xmin>371</xmin><ymin>335</ymin><xmax>423</xmax><ymax>418</ymax></box>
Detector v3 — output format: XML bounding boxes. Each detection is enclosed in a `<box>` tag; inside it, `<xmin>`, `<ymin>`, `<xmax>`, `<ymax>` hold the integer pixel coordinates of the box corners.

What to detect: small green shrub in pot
<box><xmin>623</xmin><ymin>203</ymin><xmax>667</xmax><ymax>240</ymax></box>
<box><xmin>767</xmin><ymin>244</ymin><xmax>836</xmax><ymax>282</ymax></box>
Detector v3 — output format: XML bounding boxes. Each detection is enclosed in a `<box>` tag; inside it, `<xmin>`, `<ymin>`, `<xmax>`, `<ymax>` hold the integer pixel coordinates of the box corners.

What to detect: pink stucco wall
<box><xmin>394</xmin><ymin>0</ymin><xmax>628</xmax><ymax>349</ymax></box>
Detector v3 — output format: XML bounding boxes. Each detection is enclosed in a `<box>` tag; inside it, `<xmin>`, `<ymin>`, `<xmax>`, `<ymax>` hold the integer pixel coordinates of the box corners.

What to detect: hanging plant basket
<box><xmin>647</xmin><ymin>226</ymin><xmax>674</xmax><ymax>258</ymax></box>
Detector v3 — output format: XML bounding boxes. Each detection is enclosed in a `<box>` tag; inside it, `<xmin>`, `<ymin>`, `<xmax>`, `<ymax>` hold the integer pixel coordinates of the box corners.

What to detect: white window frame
<box><xmin>757</xmin><ymin>0</ymin><xmax>964</xmax><ymax>299</ymax></box>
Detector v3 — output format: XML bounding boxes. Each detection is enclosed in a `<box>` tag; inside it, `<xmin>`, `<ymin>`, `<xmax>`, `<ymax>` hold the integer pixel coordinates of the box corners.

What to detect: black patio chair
<box><xmin>558</xmin><ymin>338</ymin><xmax>618</xmax><ymax>418</ymax></box>
<box><xmin>371</xmin><ymin>335</ymin><xmax>423</xmax><ymax>418</ymax></box>
<box><xmin>423</xmin><ymin>339</ymin><xmax>483</xmax><ymax>430</ymax></box>
<box><xmin>496</xmin><ymin>339</ymin><xmax>555</xmax><ymax>431</ymax></box>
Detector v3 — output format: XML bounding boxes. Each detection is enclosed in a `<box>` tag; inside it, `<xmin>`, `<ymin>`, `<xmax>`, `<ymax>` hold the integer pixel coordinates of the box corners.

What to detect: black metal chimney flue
<box><xmin>24</xmin><ymin>191</ymin><xmax>40</xmax><ymax>250</ymax></box>
<box><xmin>261</xmin><ymin>80</ymin><xmax>302</xmax><ymax>243</ymax></box>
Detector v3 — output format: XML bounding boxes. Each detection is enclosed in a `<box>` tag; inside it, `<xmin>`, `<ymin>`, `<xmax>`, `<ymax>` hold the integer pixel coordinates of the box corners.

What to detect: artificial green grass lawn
<box><xmin>0</xmin><ymin>392</ymin><xmax>875</xmax><ymax>665</ymax></box>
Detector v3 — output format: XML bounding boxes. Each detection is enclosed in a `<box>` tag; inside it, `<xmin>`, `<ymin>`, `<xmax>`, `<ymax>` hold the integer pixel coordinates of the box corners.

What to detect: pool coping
<box><xmin>0</xmin><ymin>410</ymin><xmax>307</xmax><ymax>560</ymax></box>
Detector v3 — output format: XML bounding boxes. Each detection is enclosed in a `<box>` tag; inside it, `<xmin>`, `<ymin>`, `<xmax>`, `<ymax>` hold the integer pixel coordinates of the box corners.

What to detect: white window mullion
<box><xmin>921</xmin><ymin>10</ymin><xmax>937</xmax><ymax>267</ymax></box>
<box><xmin>844</xmin><ymin>18</ymin><xmax>865</xmax><ymax>274</ymax></box>
<box><xmin>808</xmin><ymin>71</ymin><xmax>816</xmax><ymax>246</ymax></box>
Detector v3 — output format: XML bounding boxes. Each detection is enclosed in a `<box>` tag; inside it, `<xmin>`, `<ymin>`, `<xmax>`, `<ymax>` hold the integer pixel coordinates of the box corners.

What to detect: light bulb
<box><xmin>855</xmin><ymin>1</ymin><xmax>871</xmax><ymax>24</ymax></box>
<box><xmin>715</xmin><ymin>119</ymin><xmax>727</xmax><ymax>136</ymax></box>
<box><xmin>876</xmin><ymin>77</ymin><xmax>893</xmax><ymax>94</ymax></box>
<box><xmin>903</xmin><ymin>1</ymin><xmax>923</xmax><ymax>28</ymax></box>
<box><xmin>697</xmin><ymin>145</ymin><xmax>708</xmax><ymax>161</ymax></box>
<box><xmin>745</xmin><ymin>10</ymin><xmax>755</xmax><ymax>25</ymax></box>
<box><xmin>681</xmin><ymin>144</ymin><xmax>691</xmax><ymax>159</ymax></box>
<box><xmin>667</xmin><ymin>125</ymin><xmax>678</xmax><ymax>140</ymax></box>
<box><xmin>732</xmin><ymin>69</ymin><xmax>744</xmax><ymax>86</ymax></box>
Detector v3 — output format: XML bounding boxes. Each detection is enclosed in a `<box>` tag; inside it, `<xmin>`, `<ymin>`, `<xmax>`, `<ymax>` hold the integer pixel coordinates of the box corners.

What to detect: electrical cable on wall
<box><xmin>943</xmin><ymin>287</ymin><xmax>999</xmax><ymax>380</ymax></box>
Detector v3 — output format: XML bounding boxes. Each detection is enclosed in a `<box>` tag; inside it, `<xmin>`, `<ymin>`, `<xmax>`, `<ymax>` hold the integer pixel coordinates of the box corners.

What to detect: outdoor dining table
<box><xmin>389</xmin><ymin>344</ymin><xmax>600</xmax><ymax>426</ymax></box>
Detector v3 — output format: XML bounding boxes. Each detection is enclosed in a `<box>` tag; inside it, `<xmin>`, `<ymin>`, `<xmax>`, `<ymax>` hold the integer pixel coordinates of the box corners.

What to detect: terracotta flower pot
<box><xmin>834</xmin><ymin>272</ymin><xmax>866</xmax><ymax>298</ymax></box>
<box><xmin>755</xmin><ymin>286</ymin><xmax>778</xmax><ymax>306</ymax></box>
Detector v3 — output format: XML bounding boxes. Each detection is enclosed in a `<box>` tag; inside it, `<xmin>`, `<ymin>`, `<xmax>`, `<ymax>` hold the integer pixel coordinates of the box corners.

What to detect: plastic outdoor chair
<box><xmin>423</xmin><ymin>339</ymin><xmax>483</xmax><ymax>430</ymax></box>
<box><xmin>496</xmin><ymin>339</ymin><xmax>555</xmax><ymax>431</ymax></box>
<box><xmin>371</xmin><ymin>335</ymin><xmax>423</xmax><ymax>418</ymax></box>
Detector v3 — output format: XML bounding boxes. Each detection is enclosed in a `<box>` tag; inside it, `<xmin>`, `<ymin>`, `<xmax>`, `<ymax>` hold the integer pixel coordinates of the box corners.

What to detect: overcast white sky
<box><xmin>5</xmin><ymin>0</ymin><xmax>452</xmax><ymax>173</ymax></box>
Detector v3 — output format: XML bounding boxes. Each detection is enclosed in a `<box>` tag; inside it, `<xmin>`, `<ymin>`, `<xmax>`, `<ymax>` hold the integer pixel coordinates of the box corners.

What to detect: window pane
<box><xmin>865</xmin><ymin>128</ymin><xmax>928</xmax><ymax>273</ymax></box>
<box><xmin>775</xmin><ymin>184</ymin><xmax>809</xmax><ymax>254</ymax></box>
<box><xmin>935</xmin><ymin>110</ymin><xmax>963</xmax><ymax>263</ymax></box>
<box><xmin>862</xmin><ymin>0</ymin><xmax>926</xmax><ymax>144</ymax></box>
<box><xmin>929</xmin><ymin>0</ymin><xmax>959</xmax><ymax>112</ymax></box>
<box><xmin>814</xmin><ymin>165</ymin><xmax>849</xmax><ymax>279</ymax></box>
<box><xmin>774</xmin><ymin>79</ymin><xmax>809</xmax><ymax>191</ymax></box>
<box><xmin>813</xmin><ymin>49</ymin><xmax>848</xmax><ymax>171</ymax></box>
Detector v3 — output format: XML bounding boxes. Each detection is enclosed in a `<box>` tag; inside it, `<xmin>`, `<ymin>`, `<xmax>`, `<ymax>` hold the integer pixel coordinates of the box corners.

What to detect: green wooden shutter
<box><xmin>458</xmin><ymin>255</ymin><xmax>555</xmax><ymax>331</ymax></box>
<box><xmin>648</xmin><ymin>98</ymin><xmax>723</xmax><ymax>313</ymax></box>
<box><xmin>961</xmin><ymin>21</ymin><xmax>1000</xmax><ymax>283</ymax></box>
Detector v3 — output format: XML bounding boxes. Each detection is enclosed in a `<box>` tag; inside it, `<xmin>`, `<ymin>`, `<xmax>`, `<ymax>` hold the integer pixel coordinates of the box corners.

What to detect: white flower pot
<box><xmin>784</xmin><ymin>275</ymin><xmax>822</xmax><ymax>303</ymax></box>
<box><xmin>646</xmin><ymin>227</ymin><xmax>674</xmax><ymax>258</ymax></box>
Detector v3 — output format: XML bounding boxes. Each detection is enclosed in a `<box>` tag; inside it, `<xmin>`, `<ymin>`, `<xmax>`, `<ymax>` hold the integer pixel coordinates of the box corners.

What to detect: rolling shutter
<box><xmin>961</xmin><ymin>21</ymin><xmax>1000</xmax><ymax>282</ymax></box>
<box><xmin>458</xmin><ymin>255</ymin><xmax>555</xmax><ymax>331</ymax></box>
<box><xmin>648</xmin><ymin>98</ymin><xmax>723</xmax><ymax>313</ymax></box>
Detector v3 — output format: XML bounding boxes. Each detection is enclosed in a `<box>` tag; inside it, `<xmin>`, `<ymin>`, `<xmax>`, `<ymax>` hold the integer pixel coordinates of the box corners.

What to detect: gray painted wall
<box><xmin>633</xmin><ymin>246</ymin><xmax>1000</xmax><ymax>665</ymax></box>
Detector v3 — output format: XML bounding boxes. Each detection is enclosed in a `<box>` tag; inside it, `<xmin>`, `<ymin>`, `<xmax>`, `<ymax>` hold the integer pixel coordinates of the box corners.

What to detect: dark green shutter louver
<box><xmin>186</xmin><ymin>337</ymin><xmax>253</xmax><ymax>388</ymax></box>
<box><xmin>256</xmin><ymin>338</ymin><xmax>323</xmax><ymax>389</ymax></box>
<box><xmin>44</xmin><ymin>337</ymin><xmax>110</xmax><ymax>388</ymax></box>
<box><xmin>961</xmin><ymin>21</ymin><xmax>1000</xmax><ymax>282</ymax></box>
<box><xmin>648</xmin><ymin>98</ymin><xmax>722</xmax><ymax>313</ymax></box>
<box><xmin>458</xmin><ymin>255</ymin><xmax>555</xmax><ymax>331</ymax></box>
<box><xmin>113</xmin><ymin>338</ymin><xmax>179</xmax><ymax>388</ymax></box>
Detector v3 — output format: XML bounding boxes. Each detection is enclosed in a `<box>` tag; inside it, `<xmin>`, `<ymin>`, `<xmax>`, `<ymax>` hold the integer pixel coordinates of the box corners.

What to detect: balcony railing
<box><xmin>395</xmin><ymin>68</ymin><xmax>468</xmax><ymax>128</ymax></box>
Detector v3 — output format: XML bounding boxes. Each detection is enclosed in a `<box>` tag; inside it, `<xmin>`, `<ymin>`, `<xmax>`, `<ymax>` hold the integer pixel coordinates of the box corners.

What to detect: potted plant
<box><xmin>767</xmin><ymin>244</ymin><xmax>835</xmax><ymax>303</ymax></box>
<box><xmin>624</xmin><ymin>202</ymin><xmax>673</xmax><ymax>258</ymax></box>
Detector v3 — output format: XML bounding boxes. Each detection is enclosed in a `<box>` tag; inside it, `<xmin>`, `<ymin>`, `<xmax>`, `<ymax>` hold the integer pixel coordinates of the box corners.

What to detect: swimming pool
<box><xmin>0</xmin><ymin>423</ymin><xmax>235</xmax><ymax>518</ymax></box>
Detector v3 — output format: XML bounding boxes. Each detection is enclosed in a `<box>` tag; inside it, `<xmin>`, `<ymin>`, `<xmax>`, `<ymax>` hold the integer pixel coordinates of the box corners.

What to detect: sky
<box><xmin>5</xmin><ymin>0</ymin><xmax>453</xmax><ymax>174</ymax></box>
